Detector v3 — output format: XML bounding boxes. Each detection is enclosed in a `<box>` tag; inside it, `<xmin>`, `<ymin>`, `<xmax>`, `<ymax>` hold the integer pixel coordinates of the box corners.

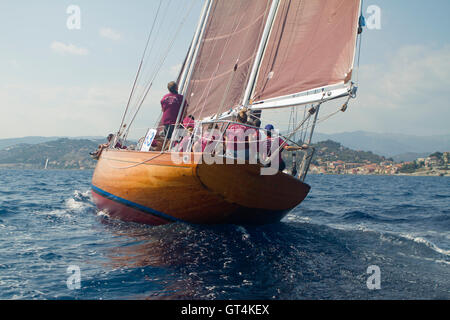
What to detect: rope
<box><xmin>104</xmin><ymin>152</ymin><xmax>165</xmax><ymax>170</ymax></box>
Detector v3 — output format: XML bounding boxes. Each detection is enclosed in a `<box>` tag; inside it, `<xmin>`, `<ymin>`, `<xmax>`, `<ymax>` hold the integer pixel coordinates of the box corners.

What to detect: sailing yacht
<box><xmin>91</xmin><ymin>0</ymin><xmax>363</xmax><ymax>225</ymax></box>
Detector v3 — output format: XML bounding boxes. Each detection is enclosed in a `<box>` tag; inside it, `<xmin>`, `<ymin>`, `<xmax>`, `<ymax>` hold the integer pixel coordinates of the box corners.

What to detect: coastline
<box><xmin>310</xmin><ymin>172</ymin><xmax>450</xmax><ymax>177</ymax></box>
<box><xmin>1</xmin><ymin>165</ymin><xmax>447</xmax><ymax>177</ymax></box>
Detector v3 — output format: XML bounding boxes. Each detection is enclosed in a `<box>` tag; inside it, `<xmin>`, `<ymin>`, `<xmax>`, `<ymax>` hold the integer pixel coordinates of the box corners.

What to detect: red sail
<box><xmin>183</xmin><ymin>0</ymin><xmax>273</xmax><ymax>120</ymax></box>
<box><xmin>252</xmin><ymin>0</ymin><xmax>360</xmax><ymax>103</ymax></box>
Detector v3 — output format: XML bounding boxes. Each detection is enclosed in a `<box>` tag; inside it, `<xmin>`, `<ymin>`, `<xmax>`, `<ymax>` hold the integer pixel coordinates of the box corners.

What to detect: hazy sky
<box><xmin>0</xmin><ymin>0</ymin><xmax>449</xmax><ymax>139</ymax></box>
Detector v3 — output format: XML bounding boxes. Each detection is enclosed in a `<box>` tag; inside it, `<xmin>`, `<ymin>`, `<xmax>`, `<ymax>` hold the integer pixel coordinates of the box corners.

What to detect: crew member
<box><xmin>161</xmin><ymin>81</ymin><xmax>185</xmax><ymax>140</ymax></box>
<box><xmin>264</xmin><ymin>124</ymin><xmax>305</xmax><ymax>172</ymax></box>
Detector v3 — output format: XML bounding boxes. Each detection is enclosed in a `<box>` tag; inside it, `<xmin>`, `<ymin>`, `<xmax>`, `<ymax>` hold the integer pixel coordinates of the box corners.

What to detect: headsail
<box><xmin>182</xmin><ymin>0</ymin><xmax>273</xmax><ymax>120</ymax></box>
<box><xmin>250</xmin><ymin>0</ymin><xmax>361</xmax><ymax>107</ymax></box>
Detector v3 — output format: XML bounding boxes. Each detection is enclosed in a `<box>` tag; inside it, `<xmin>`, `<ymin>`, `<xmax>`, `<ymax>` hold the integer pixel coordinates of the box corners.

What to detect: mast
<box><xmin>178</xmin><ymin>0</ymin><xmax>213</xmax><ymax>94</ymax></box>
<box><xmin>242</xmin><ymin>0</ymin><xmax>280</xmax><ymax>107</ymax></box>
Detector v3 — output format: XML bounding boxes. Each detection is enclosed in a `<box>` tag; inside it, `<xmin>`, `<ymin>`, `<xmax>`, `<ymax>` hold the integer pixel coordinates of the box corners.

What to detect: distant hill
<box><xmin>0</xmin><ymin>137</ymin><xmax>62</xmax><ymax>150</ymax></box>
<box><xmin>311</xmin><ymin>140</ymin><xmax>386</xmax><ymax>164</ymax></box>
<box><xmin>313</xmin><ymin>131</ymin><xmax>450</xmax><ymax>158</ymax></box>
<box><xmin>391</xmin><ymin>152</ymin><xmax>430</xmax><ymax>163</ymax></box>
<box><xmin>0</xmin><ymin>136</ymin><xmax>104</xmax><ymax>150</ymax></box>
<box><xmin>0</xmin><ymin>138</ymin><xmax>102</xmax><ymax>169</ymax></box>
<box><xmin>282</xmin><ymin>139</ymin><xmax>387</xmax><ymax>169</ymax></box>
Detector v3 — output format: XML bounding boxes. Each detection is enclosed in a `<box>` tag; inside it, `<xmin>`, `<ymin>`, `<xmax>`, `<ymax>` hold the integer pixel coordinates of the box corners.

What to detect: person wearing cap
<box><xmin>161</xmin><ymin>81</ymin><xmax>185</xmax><ymax>140</ymax></box>
<box><xmin>263</xmin><ymin>124</ymin><xmax>305</xmax><ymax>172</ymax></box>
<box><xmin>90</xmin><ymin>133</ymin><xmax>125</xmax><ymax>158</ymax></box>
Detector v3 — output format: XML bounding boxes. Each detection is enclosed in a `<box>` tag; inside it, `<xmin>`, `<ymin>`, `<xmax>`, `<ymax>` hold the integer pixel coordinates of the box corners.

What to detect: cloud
<box><xmin>50</xmin><ymin>41</ymin><xmax>89</xmax><ymax>56</ymax></box>
<box><xmin>9</xmin><ymin>59</ymin><xmax>20</xmax><ymax>68</ymax></box>
<box><xmin>364</xmin><ymin>45</ymin><xmax>450</xmax><ymax>108</ymax></box>
<box><xmin>99</xmin><ymin>27</ymin><xmax>122</xmax><ymax>41</ymax></box>
<box><xmin>0</xmin><ymin>82</ymin><xmax>164</xmax><ymax>139</ymax></box>
<box><xmin>317</xmin><ymin>44</ymin><xmax>450</xmax><ymax>136</ymax></box>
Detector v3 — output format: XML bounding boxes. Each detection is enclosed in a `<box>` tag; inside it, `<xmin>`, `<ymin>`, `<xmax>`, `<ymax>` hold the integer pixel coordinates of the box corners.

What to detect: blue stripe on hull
<box><xmin>91</xmin><ymin>185</ymin><xmax>183</xmax><ymax>223</ymax></box>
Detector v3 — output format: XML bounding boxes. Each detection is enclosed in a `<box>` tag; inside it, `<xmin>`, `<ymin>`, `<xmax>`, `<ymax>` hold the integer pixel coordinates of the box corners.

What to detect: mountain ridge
<box><xmin>312</xmin><ymin>131</ymin><xmax>450</xmax><ymax>159</ymax></box>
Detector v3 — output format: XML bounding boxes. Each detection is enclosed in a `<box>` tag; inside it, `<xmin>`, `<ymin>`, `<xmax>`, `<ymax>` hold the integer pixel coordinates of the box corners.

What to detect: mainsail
<box><xmin>250</xmin><ymin>0</ymin><xmax>361</xmax><ymax>105</ymax></box>
<box><xmin>182</xmin><ymin>0</ymin><xmax>273</xmax><ymax>120</ymax></box>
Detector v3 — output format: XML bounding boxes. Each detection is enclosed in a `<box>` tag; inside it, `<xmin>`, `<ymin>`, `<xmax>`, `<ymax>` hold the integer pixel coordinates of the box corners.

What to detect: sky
<box><xmin>0</xmin><ymin>0</ymin><xmax>449</xmax><ymax>140</ymax></box>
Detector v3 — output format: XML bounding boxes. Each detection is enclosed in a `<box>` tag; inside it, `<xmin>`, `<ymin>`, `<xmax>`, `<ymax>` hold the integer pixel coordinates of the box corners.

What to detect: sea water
<box><xmin>0</xmin><ymin>170</ymin><xmax>448</xmax><ymax>299</ymax></box>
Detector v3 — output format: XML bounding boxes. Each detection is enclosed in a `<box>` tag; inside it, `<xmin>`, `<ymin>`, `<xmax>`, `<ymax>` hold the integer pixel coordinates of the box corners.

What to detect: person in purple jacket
<box><xmin>161</xmin><ymin>81</ymin><xmax>185</xmax><ymax>139</ymax></box>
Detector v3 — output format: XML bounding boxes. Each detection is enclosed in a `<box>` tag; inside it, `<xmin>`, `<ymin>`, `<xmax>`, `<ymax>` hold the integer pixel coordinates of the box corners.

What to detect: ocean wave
<box><xmin>341</xmin><ymin>210</ymin><xmax>409</xmax><ymax>223</ymax></box>
<box><xmin>0</xmin><ymin>190</ymin><xmax>16</xmax><ymax>195</ymax></box>
<box><xmin>65</xmin><ymin>190</ymin><xmax>93</xmax><ymax>212</ymax></box>
<box><xmin>96</xmin><ymin>210</ymin><xmax>110</xmax><ymax>219</ymax></box>
<box><xmin>386</xmin><ymin>204</ymin><xmax>428</xmax><ymax>212</ymax></box>
<box><xmin>400</xmin><ymin>234</ymin><xmax>450</xmax><ymax>256</ymax></box>
<box><xmin>73</xmin><ymin>190</ymin><xmax>92</xmax><ymax>202</ymax></box>
<box><xmin>342</xmin><ymin>210</ymin><xmax>376</xmax><ymax>221</ymax></box>
<box><xmin>433</xmin><ymin>194</ymin><xmax>450</xmax><ymax>199</ymax></box>
<box><xmin>0</xmin><ymin>208</ymin><xmax>13</xmax><ymax>215</ymax></box>
<box><xmin>285</xmin><ymin>214</ymin><xmax>311</xmax><ymax>223</ymax></box>
<box><xmin>297</xmin><ymin>208</ymin><xmax>335</xmax><ymax>217</ymax></box>
<box><xmin>235</xmin><ymin>226</ymin><xmax>250</xmax><ymax>241</ymax></box>
<box><xmin>288</xmin><ymin>212</ymin><xmax>450</xmax><ymax>260</ymax></box>
<box><xmin>42</xmin><ymin>209</ymin><xmax>72</xmax><ymax>219</ymax></box>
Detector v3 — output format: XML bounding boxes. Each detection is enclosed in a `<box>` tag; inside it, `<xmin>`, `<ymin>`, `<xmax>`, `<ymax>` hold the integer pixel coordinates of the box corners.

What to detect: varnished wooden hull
<box><xmin>91</xmin><ymin>149</ymin><xmax>310</xmax><ymax>225</ymax></box>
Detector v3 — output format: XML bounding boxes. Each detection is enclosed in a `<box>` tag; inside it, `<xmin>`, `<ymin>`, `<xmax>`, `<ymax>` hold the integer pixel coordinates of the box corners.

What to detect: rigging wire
<box><xmin>122</xmin><ymin>0</ymin><xmax>191</xmax><ymax>137</ymax></box>
<box><xmin>117</xmin><ymin>0</ymin><xmax>164</xmax><ymax>138</ymax></box>
<box><xmin>122</xmin><ymin>0</ymin><xmax>197</xmax><ymax>141</ymax></box>
<box><xmin>129</xmin><ymin>0</ymin><xmax>175</xmax><ymax>111</ymax></box>
<box><xmin>356</xmin><ymin>0</ymin><xmax>364</xmax><ymax>84</ymax></box>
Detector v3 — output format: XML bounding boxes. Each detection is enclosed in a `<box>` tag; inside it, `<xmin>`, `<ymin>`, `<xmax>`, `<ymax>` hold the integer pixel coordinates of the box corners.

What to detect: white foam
<box><xmin>285</xmin><ymin>213</ymin><xmax>311</xmax><ymax>223</ymax></box>
<box><xmin>96</xmin><ymin>210</ymin><xmax>110</xmax><ymax>218</ymax></box>
<box><xmin>34</xmin><ymin>209</ymin><xmax>72</xmax><ymax>219</ymax></box>
<box><xmin>236</xmin><ymin>226</ymin><xmax>250</xmax><ymax>241</ymax></box>
<box><xmin>65</xmin><ymin>190</ymin><xmax>92</xmax><ymax>211</ymax></box>
<box><xmin>73</xmin><ymin>189</ymin><xmax>91</xmax><ymax>200</ymax></box>
<box><xmin>65</xmin><ymin>198</ymin><xmax>85</xmax><ymax>210</ymax></box>
<box><xmin>401</xmin><ymin>233</ymin><xmax>450</xmax><ymax>256</ymax></box>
